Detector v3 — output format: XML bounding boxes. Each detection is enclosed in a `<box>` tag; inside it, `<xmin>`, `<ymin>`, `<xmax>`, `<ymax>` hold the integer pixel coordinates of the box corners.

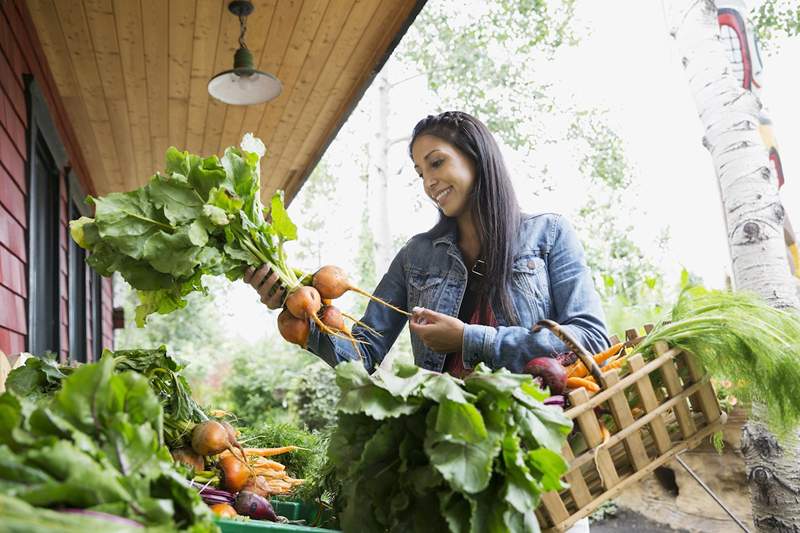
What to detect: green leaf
<box><xmin>270</xmin><ymin>191</ymin><xmax>297</xmax><ymax>241</ymax></box>
<box><xmin>526</xmin><ymin>447</ymin><xmax>569</xmax><ymax>493</ymax></box>
<box><xmin>440</xmin><ymin>491</ymin><xmax>471</xmax><ymax>533</ymax></box>
<box><xmin>511</xmin><ymin>403</ymin><xmax>571</xmax><ymax>453</ymax></box>
<box><xmin>422</xmin><ymin>373</ymin><xmax>475</xmax><ymax>404</ymax></box>
<box><xmin>68</xmin><ymin>217</ymin><xmax>95</xmax><ymax>249</ymax></box>
<box><xmin>501</xmin><ymin>432</ymin><xmax>541</xmax><ymax>514</ymax></box>
<box><xmin>164</xmin><ymin>147</ymin><xmax>191</xmax><ymax>176</ymax></box>
<box><xmin>188</xmin><ymin>155</ymin><xmax>228</xmax><ymax>201</ymax></box>
<box><xmin>90</xmin><ymin>188</ymin><xmax>172</xmax><ymax>259</ymax></box>
<box><xmin>435</xmin><ymin>400</ymin><xmax>487</xmax><ymax>444</ymax></box>
<box><xmin>148</xmin><ymin>174</ymin><xmax>204</xmax><ymax>225</ymax></box>
<box><xmin>425</xmin><ymin>420</ymin><xmax>498</xmax><ymax>493</ymax></box>
<box><xmin>202</xmin><ymin>204</ymin><xmax>229</xmax><ymax>226</ymax></box>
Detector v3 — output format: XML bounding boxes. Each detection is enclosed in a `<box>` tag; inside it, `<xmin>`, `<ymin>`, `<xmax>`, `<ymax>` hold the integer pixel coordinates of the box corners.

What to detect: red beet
<box><xmin>234</xmin><ymin>491</ymin><xmax>278</xmax><ymax>521</ymax></box>
<box><xmin>524</xmin><ymin>357</ymin><xmax>568</xmax><ymax>395</ymax></box>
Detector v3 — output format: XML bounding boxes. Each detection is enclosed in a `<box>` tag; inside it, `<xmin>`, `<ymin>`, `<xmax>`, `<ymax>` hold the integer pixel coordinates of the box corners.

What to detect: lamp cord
<box><xmin>238</xmin><ymin>14</ymin><xmax>248</xmax><ymax>49</ymax></box>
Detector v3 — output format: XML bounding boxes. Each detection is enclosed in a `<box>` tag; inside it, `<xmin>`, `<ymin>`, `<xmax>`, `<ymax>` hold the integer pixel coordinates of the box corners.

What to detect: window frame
<box><xmin>26</xmin><ymin>77</ymin><xmax>68</xmax><ymax>356</ymax></box>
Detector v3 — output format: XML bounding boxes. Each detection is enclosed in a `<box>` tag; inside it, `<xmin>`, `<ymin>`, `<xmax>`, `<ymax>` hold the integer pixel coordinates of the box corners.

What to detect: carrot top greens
<box><xmin>70</xmin><ymin>135</ymin><xmax>304</xmax><ymax>326</ymax></box>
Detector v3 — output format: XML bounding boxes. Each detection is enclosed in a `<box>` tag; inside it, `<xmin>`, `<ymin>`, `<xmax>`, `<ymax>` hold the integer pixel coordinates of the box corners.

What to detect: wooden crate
<box><xmin>533</xmin><ymin>322</ymin><xmax>727</xmax><ymax>532</ymax></box>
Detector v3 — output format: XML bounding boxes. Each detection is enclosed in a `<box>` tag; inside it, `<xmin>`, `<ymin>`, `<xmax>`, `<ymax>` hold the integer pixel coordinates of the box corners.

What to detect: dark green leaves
<box><xmin>328</xmin><ymin>354</ymin><xmax>572</xmax><ymax>532</ymax></box>
<box><xmin>0</xmin><ymin>354</ymin><xmax>215</xmax><ymax>531</ymax></box>
<box><xmin>70</xmin><ymin>139</ymin><xmax>303</xmax><ymax>326</ymax></box>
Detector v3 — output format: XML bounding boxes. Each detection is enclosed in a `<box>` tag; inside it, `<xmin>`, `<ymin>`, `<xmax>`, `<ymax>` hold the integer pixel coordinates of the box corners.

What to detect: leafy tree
<box><xmin>401</xmin><ymin>0</ymin><xmax>577</xmax><ymax>152</ymax></box>
<box><xmin>287</xmin><ymin>363</ymin><xmax>340</xmax><ymax>431</ymax></box>
<box><xmin>752</xmin><ymin>0</ymin><xmax>800</xmax><ymax>51</ymax></box>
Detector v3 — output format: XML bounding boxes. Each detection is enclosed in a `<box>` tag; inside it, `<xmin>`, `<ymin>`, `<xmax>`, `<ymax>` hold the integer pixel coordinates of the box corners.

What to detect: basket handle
<box><xmin>532</xmin><ymin>319</ymin><xmax>604</xmax><ymax>386</ymax></box>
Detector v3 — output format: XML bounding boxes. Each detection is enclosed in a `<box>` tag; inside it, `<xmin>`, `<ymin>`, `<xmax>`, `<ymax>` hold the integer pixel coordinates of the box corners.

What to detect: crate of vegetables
<box><xmin>533</xmin><ymin>287</ymin><xmax>800</xmax><ymax>532</ymax></box>
<box><xmin>529</xmin><ymin>318</ymin><xmax>724</xmax><ymax>531</ymax></box>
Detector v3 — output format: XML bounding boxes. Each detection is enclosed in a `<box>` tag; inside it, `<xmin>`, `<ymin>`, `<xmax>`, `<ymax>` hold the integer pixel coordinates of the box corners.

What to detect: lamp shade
<box><xmin>208</xmin><ymin>47</ymin><xmax>282</xmax><ymax>105</ymax></box>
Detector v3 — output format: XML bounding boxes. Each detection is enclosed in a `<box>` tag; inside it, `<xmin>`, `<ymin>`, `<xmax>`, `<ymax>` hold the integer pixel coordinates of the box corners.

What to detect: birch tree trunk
<box><xmin>668</xmin><ymin>1</ymin><xmax>800</xmax><ymax>530</ymax></box>
<box><xmin>368</xmin><ymin>69</ymin><xmax>393</xmax><ymax>274</ymax></box>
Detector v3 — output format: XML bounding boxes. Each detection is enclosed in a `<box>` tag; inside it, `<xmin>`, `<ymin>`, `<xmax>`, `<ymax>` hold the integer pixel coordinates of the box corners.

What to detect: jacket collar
<box><xmin>432</xmin><ymin>226</ymin><xmax>458</xmax><ymax>247</ymax></box>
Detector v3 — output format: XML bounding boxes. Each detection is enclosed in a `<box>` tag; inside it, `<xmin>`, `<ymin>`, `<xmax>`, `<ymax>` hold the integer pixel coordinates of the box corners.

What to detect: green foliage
<box><xmin>287</xmin><ymin>363</ymin><xmax>340</xmax><ymax>432</ymax></box>
<box><xmin>292</xmin><ymin>161</ymin><xmax>338</xmax><ymax>269</ymax></box>
<box><xmin>220</xmin><ymin>339</ymin><xmax>318</xmax><ymax>427</ymax></box>
<box><xmin>71</xmin><ymin>139</ymin><xmax>303</xmax><ymax>326</ymax></box>
<box><xmin>238</xmin><ymin>423</ymin><xmax>327</xmax><ymax>482</ymax></box>
<box><xmin>327</xmin><ymin>354</ymin><xmax>572</xmax><ymax>532</ymax></box>
<box><xmin>5</xmin><ymin>347</ymin><xmax>208</xmax><ymax>449</ymax></box>
<box><xmin>567</xmin><ymin>111</ymin><xmax>672</xmax><ymax>333</ymax></box>
<box><xmin>0</xmin><ymin>354</ymin><xmax>215</xmax><ymax>531</ymax></box>
<box><xmin>402</xmin><ymin>0</ymin><xmax>577</xmax><ymax>151</ymax></box>
<box><xmin>637</xmin><ymin>286</ymin><xmax>800</xmax><ymax>437</ymax></box>
<box><xmin>752</xmin><ymin>0</ymin><xmax>800</xmax><ymax>51</ymax></box>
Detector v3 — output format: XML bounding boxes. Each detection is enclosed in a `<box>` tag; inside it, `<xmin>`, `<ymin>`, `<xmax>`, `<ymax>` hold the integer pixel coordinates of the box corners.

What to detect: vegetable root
<box><xmin>191</xmin><ymin>420</ymin><xmax>250</xmax><ymax>473</ymax></box>
<box><xmin>313</xmin><ymin>265</ymin><xmax>411</xmax><ymax>317</ymax></box>
<box><xmin>566</xmin><ymin>376</ymin><xmax>600</xmax><ymax>393</ymax></box>
<box><xmin>341</xmin><ymin>311</ymin><xmax>382</xmax><ymax>337</ymax></box>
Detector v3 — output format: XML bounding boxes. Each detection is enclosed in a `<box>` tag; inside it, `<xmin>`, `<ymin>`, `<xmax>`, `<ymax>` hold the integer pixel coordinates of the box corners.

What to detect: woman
<box><xmin>246</xmin><ymin>111</ymin><xmax>610</xmax><ymax>376</ymax></box>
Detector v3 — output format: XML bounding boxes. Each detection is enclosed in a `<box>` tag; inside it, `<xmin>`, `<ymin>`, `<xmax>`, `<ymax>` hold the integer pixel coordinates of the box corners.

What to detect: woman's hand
<box><xmin>244</xmin><ymin>265</ymin><xmax>286</xmax><ymax>310</ymax></box>
<box><xmin>408</xmin><ymin>307</ymin><xmax>465</xmax><ymax>353</ymax></box>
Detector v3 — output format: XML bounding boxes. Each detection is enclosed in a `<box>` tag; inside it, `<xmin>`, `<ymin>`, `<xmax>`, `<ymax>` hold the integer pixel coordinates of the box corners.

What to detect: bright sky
<box><xmin>218</xmin><ymin>0</ymin><xmax>800</xmax><ymax>343</ymax></box>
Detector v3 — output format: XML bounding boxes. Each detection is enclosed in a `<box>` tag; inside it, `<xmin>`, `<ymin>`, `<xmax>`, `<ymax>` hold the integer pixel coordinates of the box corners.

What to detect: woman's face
<box><xmin>411</xmin><ymin>134</ymin><xmax>476</xmax><ymax>218</ymax></box>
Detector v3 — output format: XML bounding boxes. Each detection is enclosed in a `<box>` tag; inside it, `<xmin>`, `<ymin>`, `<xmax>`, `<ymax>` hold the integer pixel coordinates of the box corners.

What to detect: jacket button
<box><xmin>527</xmin><ymin>260</ymin><xmax>536</xmax><ymax>269</ymax></box>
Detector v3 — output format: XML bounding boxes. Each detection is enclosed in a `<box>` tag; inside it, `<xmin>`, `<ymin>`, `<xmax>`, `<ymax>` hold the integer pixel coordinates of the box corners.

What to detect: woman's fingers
<box><xmin>248</xmin><ymin>265</ymin><xmax>271</xmax><ymax>288</ymax></box>
<box><xmin>265</xmin><ymin>286</ymin><xmax>286</xmax><ymax>310</ymax></box>
<box><xmin>243</xmin><ymin>267</ymin><xmax>256</xmax><ymax>283</ymax></box>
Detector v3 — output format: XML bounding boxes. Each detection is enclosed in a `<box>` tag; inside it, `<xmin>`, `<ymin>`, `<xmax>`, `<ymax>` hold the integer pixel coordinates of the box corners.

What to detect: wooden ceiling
<box><xmin>26</xmin><ymin>0</ymin><xmax>424</xmax><ymax>202</ymax></box>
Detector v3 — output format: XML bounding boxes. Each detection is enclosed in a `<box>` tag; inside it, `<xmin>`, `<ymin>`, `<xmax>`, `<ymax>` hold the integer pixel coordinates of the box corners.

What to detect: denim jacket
<box><xmin>306</xmin><ymin>213</ymin><xmax>610</xmax><ymax>373</ymax></box>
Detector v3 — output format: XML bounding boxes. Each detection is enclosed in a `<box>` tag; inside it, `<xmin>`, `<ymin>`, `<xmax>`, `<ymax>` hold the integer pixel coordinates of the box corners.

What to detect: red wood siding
<box><xmin>0</xmin><ymin>1</ymin><xmax>111</xmax><ymax>358</ymax></box>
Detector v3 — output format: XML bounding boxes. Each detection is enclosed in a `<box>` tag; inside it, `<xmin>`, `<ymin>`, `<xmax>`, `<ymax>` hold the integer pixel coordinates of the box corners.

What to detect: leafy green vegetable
<box><xmin>325</xmin><ymin>354</ymin><xmax>572</xmax><ymax>532</ymax></box>
<box><xmin>5</xmin><ymin>347</ymin><xmax>207</xmax><ymax>449</ymax></box>
<box><xmin>637</xmin><ymin>286</ymin><xmax>800</xmax><ymax>436</ymax></box>
<box><xmin>70</xmin><ymin>135</ymin><xmax>304</xmax><ymax>326</ymax></box>
<box><xmin>0</xmin><ymin>494</ymin><xmax>147</xmax><ymax>533</ymax></box>
<box><xmin>0</xmin><ymin>354</ymin><xmax>216</xmax><ymax>531</ymax></box>
<box><xmin>5</xmin><ymin>353</ymin><xmax>71</xmax><ymax>401</ymax></box>
<box><xmin>112</xmin><ymin>347</ymin><xmax>208</xmax><ymax>447</ymax></box>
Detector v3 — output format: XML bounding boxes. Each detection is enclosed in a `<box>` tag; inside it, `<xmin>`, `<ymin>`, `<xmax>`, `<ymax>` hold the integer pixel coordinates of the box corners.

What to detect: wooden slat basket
<box><xmin>532</xmin><ymin>321</ymin><xmax>728</xmax><ymax>532</ymax></box>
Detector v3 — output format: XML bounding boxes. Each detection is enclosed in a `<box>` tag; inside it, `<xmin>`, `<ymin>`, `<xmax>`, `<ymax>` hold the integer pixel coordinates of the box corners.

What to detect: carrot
<box><xmin>594</xmin><ymin>342</ymin><xmax>625</xmax><ymax>366</ymax></box>
<box><xmin>601</xmin><ymin>356</ymin><xmax>628</xmax><ymax>373</ymax></box>
<box><xmin>244</xmin><ymin>446</ymin><xmax>300</xmax><ymax>457</ymax></box>
<box><xmin>313</xmin><ymin>265</ymin><xmax>411</xmax><ymax>317</ymax></box>
<box><xmin>566</xmin><ymin>342</ymin><xmax>625</xmax><ymax>378</ymax></box>
<box><xmin>566</xmin><ymin>376</ymin><xmax>600</xmax><ymax>393</ymax></box>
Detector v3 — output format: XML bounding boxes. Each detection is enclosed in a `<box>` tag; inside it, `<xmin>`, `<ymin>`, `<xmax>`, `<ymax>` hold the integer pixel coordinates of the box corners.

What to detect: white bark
<box><xmin>368</xmin><ymin>69</ymin><xmax>393</xmax><ymax>274</ymax></box>
<box><xmin>669</xmin><ymin>1</ymin><xmax>800</xmax><ymax>531</ymax></box>
<box><xmin>669</xmin><ymin>0</ymin><xmax>798</xmax><ymax>310</ymax></box>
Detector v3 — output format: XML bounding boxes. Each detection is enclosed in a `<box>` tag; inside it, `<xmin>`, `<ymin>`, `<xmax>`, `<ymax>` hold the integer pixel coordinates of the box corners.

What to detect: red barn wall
<box><xmin>0</xmin><ymin>1</ymin><xmax>113</xmax><ymax>359</ymax></box>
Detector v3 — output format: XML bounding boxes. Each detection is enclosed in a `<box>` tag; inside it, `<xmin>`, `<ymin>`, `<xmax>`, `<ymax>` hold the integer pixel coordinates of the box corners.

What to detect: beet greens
<box><xmin>70</xmin><ymin>135</ymin><xmax>304</xmax><ymax>326</ymax></box>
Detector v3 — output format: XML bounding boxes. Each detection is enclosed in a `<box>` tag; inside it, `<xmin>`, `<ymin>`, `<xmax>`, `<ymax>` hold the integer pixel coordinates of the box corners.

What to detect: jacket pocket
<box><xmin>407</xmin><ymin>269</ymin><xmax>445</xmax><ymax>310</ymax></box>
<box><xmin>511</xmin><ymin>255</ymin><xmax>550</xmax><ymax>321</ymax></box>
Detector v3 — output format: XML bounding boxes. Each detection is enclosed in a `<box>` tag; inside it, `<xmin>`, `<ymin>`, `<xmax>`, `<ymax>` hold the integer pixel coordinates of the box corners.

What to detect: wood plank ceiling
<box><xmin>25</xmin><ymin>0</ymin><xmax>424</xmax><ymax>202</ymax></box>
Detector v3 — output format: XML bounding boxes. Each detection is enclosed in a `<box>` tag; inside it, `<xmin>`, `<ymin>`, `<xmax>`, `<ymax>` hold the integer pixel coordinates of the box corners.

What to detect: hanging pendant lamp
<box><xmin>208</xmin><ymin>1</ymin><xmax>282</xmax><ymax>105</ymax></box>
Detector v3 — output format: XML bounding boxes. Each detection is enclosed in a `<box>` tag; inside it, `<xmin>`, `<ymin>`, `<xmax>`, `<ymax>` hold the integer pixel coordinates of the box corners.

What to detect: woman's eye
<box><xmin>431</xmin><ymin>159</ymin><xmax>444</xmax><ymax>168</ymax></box>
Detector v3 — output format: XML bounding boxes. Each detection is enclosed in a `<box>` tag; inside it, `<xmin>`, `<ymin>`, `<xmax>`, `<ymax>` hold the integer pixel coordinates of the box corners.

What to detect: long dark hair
<box><xmin>409</xmin><ymin>111</ymin><xmax>521</xmax><ymax>324</ymax></box>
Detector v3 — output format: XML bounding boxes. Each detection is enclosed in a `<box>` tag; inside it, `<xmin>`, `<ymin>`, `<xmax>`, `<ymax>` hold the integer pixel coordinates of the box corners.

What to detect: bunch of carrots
<box><xmin>564</xmin><ymin>342</ymin><xmax>629</xmax><ymax>394</ymax></box>
<box><xmin>171</xmin><ymin>419</ymin><xmax>304</xmax><ymax>497</ymax></box>
<box><xmin>277</xmin><ymin>264</ymin><xmax>410</xmax><ymax>353</ymax></box>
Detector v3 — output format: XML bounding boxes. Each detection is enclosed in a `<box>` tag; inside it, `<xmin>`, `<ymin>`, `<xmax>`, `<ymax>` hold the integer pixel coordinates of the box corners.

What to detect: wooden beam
<box><xmin>141</xmin><ymin>0</ymin><xmax>169</xmax><ymax>173</ymax></box>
